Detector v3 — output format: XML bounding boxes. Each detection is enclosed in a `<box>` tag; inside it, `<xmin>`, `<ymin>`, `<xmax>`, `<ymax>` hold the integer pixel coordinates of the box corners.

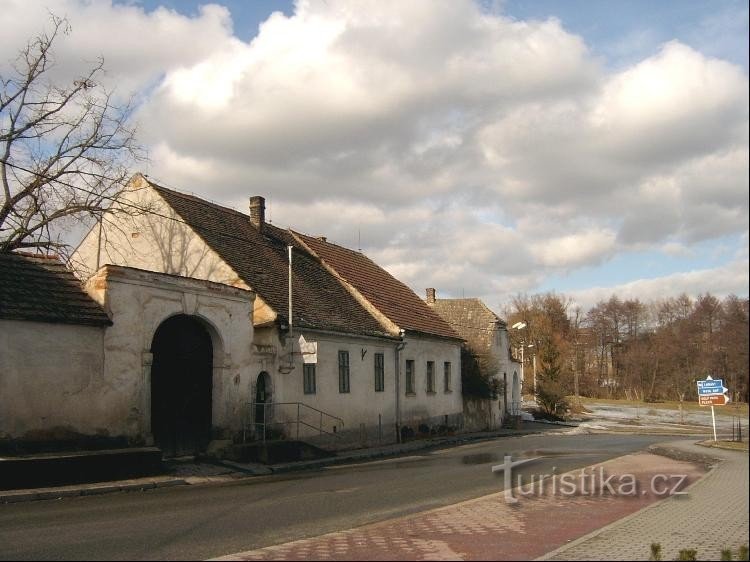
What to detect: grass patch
<box><xmin>697</xmin><ymin>440</ymin><xmax>749</xmax><ymax>452</ymax></box>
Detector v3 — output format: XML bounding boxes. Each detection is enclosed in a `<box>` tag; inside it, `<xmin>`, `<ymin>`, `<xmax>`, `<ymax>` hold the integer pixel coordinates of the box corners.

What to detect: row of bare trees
<box><xmin>504</xmin><ymin>292</ymin><xmax>749</xmax><ymax>406</ymax></box>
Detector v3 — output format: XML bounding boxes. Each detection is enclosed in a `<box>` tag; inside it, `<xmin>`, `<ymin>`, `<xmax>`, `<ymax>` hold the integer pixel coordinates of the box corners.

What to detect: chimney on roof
<box><xmin>249</xmin><ymin>196</ymin><xmax>265</xmax><ymax>232</ymax></box>
<box><xmin>426</xmin><ymin>288</ymin><xmax>436</xmax><ymax>304</ymax></box>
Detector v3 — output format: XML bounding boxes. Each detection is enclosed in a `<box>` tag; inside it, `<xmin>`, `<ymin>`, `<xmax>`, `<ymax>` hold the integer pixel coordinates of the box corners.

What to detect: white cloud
<box><xmin>569</xmin><ymin>257</ymin><xmax>750</xmax><ymax>310</ymax></box>
<box><xmin>531</xmin><ymin>229</ymin><xmax>617</xmax><ymax>268</ymax></box>
<box><xmin>5</xmin><ymin>0</ymin><xmax>748</xmax><ymax>310</ymax></box>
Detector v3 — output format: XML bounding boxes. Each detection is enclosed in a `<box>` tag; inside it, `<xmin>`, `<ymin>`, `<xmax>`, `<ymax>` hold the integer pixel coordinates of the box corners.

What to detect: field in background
<box><xmin>575</xmin><ymin>396</ymin><xmax>748</xmax><ymax>418</ymax></box>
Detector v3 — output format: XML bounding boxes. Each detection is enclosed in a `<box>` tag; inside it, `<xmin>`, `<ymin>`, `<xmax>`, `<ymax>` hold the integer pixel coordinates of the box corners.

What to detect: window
<box><xmin>338</xmin><ymin>350</ymin><xmax>350</xmax><ymax>393</ymax></box>
<box><xmin>444</xmin><ymin>361</ymin><xmax>452</xmax><ymax>392</ymax></box>
<box><xmin>374</xmin><ymin>352</ymin><xmax>385</xmax><ymax>392</ymax></box>
<box><xmin>426</xmin><ymin>361</ymin><xmax>435</xmax><ymax>393</ymax></box>
<box><xmin>405</xmin><ymin>359</ymin><xmax>415</xmax><ymax>395</ymax></box>
<box><xmin>303</xmin><ymin>364</ymin><xmax>316</xmax><ymax>395</ymax></box>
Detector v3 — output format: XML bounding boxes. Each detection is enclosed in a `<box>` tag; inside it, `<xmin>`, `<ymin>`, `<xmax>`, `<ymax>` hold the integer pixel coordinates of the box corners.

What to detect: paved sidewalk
<box><xmin>539</xmin><ymin>441</ymin><xmax>749</xmax><ymax>561</ymax></box>
<box><xmin>213</xmin><ymin>450</ymin><xmax>707</xmax><ymax>561</ymax></box>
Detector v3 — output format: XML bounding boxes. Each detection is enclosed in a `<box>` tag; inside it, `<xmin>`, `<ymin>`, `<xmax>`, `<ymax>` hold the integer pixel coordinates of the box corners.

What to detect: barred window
<box><xmin>426</xmin><ymin>361</ymin><xmax>435</xmax><ymax>393</ymax></box>
<box><xmin>444</xmin><ymin>361</ymin><xmax>452</xmax><ymax>392</ymax></box>
<box><xmin>405</xmin><ymin>359</ymin><xmax>415</xmax><ymax>395</ymax></box>
<box><xmin>374</xmin><ymin>352</ymin><xmax>385</xmax><ymax>392</ymax></box>
<box><xmin>303</xmin><ymin>364</ymin><xmax>316</xmax><ymax>395</ymax></box>
<box><xmin>338</xmin><ymin>350</ymin><xmax>350</xmax><ymax>393</ymax></box>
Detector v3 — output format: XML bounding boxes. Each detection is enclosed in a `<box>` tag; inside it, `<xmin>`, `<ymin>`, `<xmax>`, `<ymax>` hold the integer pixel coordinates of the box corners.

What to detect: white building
<box><xmin>0</xmin><ymin>252</ymin><xmax>255</xmax><ymax>457</ymax></box>
<box><xmin>426</xmin><ymin>290</ymin><xmax>522</xmax><ymax>429</ymax></box>
<box><xmin>66</xmin><ymin>174</ymin><xmax>464</xmax><ymax>453</ymax></box>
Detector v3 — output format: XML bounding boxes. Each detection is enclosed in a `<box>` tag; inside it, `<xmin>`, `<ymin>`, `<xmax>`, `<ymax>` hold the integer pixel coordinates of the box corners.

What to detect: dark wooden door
<box><xmin>151</xmin><ymin>315</ymin><xmax>213</xmax><ymax>457</ymax></box>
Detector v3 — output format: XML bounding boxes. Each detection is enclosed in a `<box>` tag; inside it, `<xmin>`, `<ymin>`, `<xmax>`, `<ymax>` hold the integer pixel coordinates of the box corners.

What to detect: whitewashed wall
<box><xmin>71</xmin><ymin>175</ymin><xmax>276</xmax><ymax>326</ymax></box>
<box><xmin>0</xmin><ymin>320</ymin><xmax>106</xmax><ymax>440</ymax></box>
<box><xmin>246</xmin><ymin>328</ymin><xmax>398</xmax><ymax>447</ymax></box>
<box><xmin>399</xmin><ymin>333</ymin><xmax>463</xmax><ymax>433</ymax></box>
<box><xmin>86</xmin><ymin>265</ymin><xmax>255</xmax><ymax>442</ymax></box>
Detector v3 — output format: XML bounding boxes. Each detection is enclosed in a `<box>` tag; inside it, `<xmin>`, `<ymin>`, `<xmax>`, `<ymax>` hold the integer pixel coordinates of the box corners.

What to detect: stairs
<box><xmin>225</xmin><ymin>440</ymin><xmax>334</xmax><ymax>464</ymax></box>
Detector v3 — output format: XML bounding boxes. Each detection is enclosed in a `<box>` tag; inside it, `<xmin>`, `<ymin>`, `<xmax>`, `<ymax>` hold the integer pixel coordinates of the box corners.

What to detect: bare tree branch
<box><xmin>0</xmin><ymin>14</ymin><xmax>146</xmax><ymax>254</ymax></box>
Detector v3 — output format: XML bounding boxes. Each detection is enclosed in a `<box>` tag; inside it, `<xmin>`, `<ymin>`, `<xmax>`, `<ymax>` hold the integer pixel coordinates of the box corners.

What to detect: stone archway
<box><xmin>150</xmin><ymin>314</ymin><xmax>213</xmax><ymax>457</ymax></box>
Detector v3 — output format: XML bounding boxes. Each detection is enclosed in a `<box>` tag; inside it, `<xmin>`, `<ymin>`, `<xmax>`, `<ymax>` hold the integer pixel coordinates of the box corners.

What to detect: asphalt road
<box><xmin>0</xmin><ymin>433</ymin><xmax>689</xmax><ymax>561</ymax></box>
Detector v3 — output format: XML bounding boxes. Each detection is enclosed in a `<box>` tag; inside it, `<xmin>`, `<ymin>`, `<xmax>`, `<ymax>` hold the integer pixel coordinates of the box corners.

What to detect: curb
<box><xmin>646</xmin><ymin>443</ymin><xmax>724</xmax><ymax>469</ymax></box>
<box><xmin>0</xmin><ymin>478</ymin><xmax>188</xmax><ymax>504</ymax></box>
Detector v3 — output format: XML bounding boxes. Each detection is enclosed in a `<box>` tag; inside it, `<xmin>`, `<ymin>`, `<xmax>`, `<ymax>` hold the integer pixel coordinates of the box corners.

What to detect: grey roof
<box><xmin>0</xmin><ymin>253</ymin><xmax>111</xmax><ymax>326</ymax></box>
<box><xmin>429</xmin><ymin>298</ymin><xmax>505</xmax><ymax>352</ymax></box>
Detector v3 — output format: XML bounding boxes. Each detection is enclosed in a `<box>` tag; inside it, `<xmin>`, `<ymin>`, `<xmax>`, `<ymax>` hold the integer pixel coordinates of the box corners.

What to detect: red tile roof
<box><xmin>296</xmin><ymin>233</ymin><xmax>461</xmax><ymax>341</ymax></box>
<box><xmin>0</xmin><ymin>253</ymin><xmax>111</xmax><ymax>326</ymax></box>
<box><xmin>150</xmin><ymin>183</ymin><xmax>392</xmax><ymax>339</ymax></box>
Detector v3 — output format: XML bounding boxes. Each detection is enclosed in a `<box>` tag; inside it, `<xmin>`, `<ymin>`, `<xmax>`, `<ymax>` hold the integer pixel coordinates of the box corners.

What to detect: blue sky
<box><xmin>5</xmin><ymin>0</ymin><xmax>748</xmax><ymax>309</ymax></box>
<box><xmin>128</xmin><ymin>0</ymin><xmax>749</xmax><ymax>70</ymax></box>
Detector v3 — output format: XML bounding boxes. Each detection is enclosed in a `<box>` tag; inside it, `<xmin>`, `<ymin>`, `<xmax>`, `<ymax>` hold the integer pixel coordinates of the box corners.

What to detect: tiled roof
<box><xmin>429</xmin><ymin>298</ymin><xmax>505</xmax><ymax>352</ymax></box>
<box><xmin>296</xmin><ymin>233</ymin><xmax>461</xmax><ymax>341</ymax></box>
<box><xmin>0</xmin><ymin>253</ymin><xmax>111</xmax><ymax>326</ymax></box>
<box><xmin>150</xmin><ymin>183</ymin><xmax>392</xmax><ymax>339</ymax></box>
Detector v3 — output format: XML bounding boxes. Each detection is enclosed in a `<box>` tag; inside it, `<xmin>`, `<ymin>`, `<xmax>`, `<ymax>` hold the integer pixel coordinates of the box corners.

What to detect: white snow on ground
<box><xmin>573</xmin><ymin>401</ymin><xmax>744</xmax><ymax>436</ymax></box>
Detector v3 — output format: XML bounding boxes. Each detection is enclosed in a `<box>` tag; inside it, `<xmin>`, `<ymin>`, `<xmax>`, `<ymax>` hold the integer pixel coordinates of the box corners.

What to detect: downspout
<box><xmin>95</xmin><ymin>213</ymin><xmax>103</xmax><ymax>270</ymax></box>
<box><xmin>288</xmin><ymin>245</ymin><xmax>293</xmax><ymax>341</ymax></box>
<box><xmin>395</xmin><ymin>329</ymin><xmax>406</xmax><ymax>443</ymax></box>
<box><xmin>278</xmin><ymin>245</ymin><xmax>295</xmax><ymax>374</ymax></box>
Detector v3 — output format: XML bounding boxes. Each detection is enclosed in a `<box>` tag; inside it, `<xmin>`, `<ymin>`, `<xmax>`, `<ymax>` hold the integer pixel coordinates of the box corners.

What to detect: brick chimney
<box><xmin>426</xmin><ymin>288</ymin><xmax>436</xmax><ymax>304</ymax></box>
<box><xmin>249</xmin><ymin>196</ymin><xmax>265</xmax><ymax>232</ymax></box>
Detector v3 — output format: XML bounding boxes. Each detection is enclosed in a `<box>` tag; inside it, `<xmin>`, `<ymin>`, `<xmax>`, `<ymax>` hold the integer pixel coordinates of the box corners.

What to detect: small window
<box><xmin>426</xmin><ymin>361</ymin><xmax>435</xmax><ymax>393</ymax></box>
<box><xmin>405</xmin><ymin>359</ymin><xmax>415</xmax><ymax>395</ymax></box>
<box><xmin>374</xmin><ymin>352</ymin><xmax>385</xmax><ymax>392</ymax></box>
<box><xmin>338</xmin><ymin>350</ymin><xmax>350</xmax><ymax>393</ymax></box>
<box><xmin>303</xmin><ymin>364</ymin><xmax>316</xmax><ymax>395</ymax></box>
<box><xmin>444</xmin><ymin>362</ymin><xmax>452</xmax><ymax>392</ymax></box>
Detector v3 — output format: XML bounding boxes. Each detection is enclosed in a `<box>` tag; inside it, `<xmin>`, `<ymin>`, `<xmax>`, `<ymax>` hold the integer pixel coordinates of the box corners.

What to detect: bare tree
<box><xmin>0</xmin><ymin>15</ymin><xmax>144</xmax><ymax>255</ymax></box>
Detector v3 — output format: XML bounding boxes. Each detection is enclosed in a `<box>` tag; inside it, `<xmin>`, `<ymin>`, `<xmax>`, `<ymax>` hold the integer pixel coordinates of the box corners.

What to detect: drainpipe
<box><xmin>395</xmin><ymin>329</ymin><xmax>406</xmax><ymax>443</ymax></box>
<box><xmin>279</xmin><ymin>245</ymin><xmax>295</xmax><ymax>373</ymax></box>
<box><xmin>288</xmin><ymin>245</ymin><xmax>293</xmax><ymax>341</ymax></box>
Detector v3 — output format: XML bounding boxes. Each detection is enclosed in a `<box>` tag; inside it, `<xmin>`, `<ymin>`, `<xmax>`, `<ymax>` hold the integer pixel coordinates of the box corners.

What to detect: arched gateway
<box><xmin>150</xmin><ymin>314</ymin><xmax>213</xmax><ymax>457</ymax></box>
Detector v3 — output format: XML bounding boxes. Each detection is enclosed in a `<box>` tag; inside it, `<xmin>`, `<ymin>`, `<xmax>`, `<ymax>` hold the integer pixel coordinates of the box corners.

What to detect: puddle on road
<box><xmin>513</xmin><ymin>449</ymin><xmax>609</xmax><ymax>458</ymax></box>
<box><xmin>460</xmin><ymin>452</ymin><xmax>500</xmax><ymax>465</ymax></box>
<box><xmin>459</xmin><ymin>449</ymin><xmax>609</xmax><ymax>466</ymax></box>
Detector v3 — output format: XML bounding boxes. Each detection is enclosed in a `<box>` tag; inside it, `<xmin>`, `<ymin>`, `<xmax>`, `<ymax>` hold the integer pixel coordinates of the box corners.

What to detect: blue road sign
<box><xmin>697</xmin><ymin>379</ymin><xmax>725</xmax><ymax>395</ymax></box>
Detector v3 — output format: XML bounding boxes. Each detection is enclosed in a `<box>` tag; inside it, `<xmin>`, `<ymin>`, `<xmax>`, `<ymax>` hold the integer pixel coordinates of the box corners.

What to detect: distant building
<box><xmin>426</xmin><ymin>289</ymin><xmax>522</xmax><ymax>429</ymax></box>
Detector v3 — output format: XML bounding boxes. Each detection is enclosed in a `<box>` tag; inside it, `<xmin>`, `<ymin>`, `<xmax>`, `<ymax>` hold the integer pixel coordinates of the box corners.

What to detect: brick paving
<box><xmin>213</xmin><ymin>451</ymin><xmax>707</xmax><ymax>561</ymax></box>
<box><xmin>541</xmin><ymin>441</ymin><xmax>749</xmax><ymax>561</ymax></box>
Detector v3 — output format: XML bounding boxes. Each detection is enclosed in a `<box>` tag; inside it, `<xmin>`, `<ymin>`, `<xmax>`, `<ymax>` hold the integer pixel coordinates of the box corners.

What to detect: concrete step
<box><xmin>225</xmin><ymin>440</ymin><xmax>335</xmax><ymax>464</ymax></box>
<box><xmin>0</xmin><ymin>447</ymin><xmax>164</xmax><ymax>490</ymax></box>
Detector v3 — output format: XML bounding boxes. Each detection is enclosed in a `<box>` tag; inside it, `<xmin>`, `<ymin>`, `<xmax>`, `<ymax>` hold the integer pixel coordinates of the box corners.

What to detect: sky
<box><xmin>2</xmin><ymin>0</ymin><xmax>748</xmax><ymax>312</ymax></box>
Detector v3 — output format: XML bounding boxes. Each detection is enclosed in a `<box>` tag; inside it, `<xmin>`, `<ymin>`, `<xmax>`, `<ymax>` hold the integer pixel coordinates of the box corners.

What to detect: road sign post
<box><xmin>697</xmin><ymin>375</ymin><xmax>730</xmax><ymax>442</ymax></box>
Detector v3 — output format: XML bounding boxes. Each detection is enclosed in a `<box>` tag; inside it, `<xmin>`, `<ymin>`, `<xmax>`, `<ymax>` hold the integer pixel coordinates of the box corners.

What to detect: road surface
<box><xmin>0</xmin><ymin>433</ymin><xmax>688</xmax><ymax>561</ymax></box>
